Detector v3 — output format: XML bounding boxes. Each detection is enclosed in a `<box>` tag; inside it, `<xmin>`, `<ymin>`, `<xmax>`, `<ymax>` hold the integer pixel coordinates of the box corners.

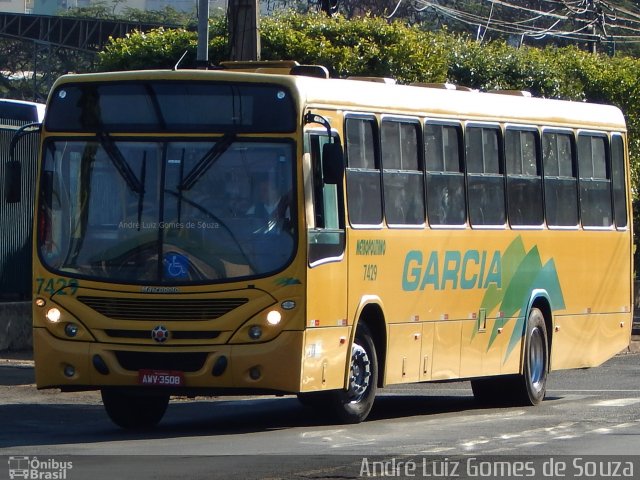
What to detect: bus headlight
<box><xmin>46</xmin><ymin>307</ymin><xmax>61</xmax><ymax>323</ymax></box>
<box><xmin>266</xmin><ymin>310</ymin><xmax>282</xmax><ymax>326</ymax></box>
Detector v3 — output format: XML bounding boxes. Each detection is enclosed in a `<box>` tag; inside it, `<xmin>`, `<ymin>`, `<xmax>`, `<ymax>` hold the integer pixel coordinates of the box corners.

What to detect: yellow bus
<box><xmin>31</xmin><ymin>61</ymin><xmax>633</xmax><ymax>429</ymax></box>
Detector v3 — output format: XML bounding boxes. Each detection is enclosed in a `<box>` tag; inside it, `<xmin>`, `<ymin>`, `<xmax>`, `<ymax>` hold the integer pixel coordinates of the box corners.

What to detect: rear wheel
<box><xmin>326</xmin><ymin>323</ymin><xmax>378</xmax><ymax>424</ymax></box>
<box><xmin>101</xmin><ymin>389</ymin><xmax>169</xmax><ymax>429</ymax></box>
<box><xmin>472</xmin><ymin>308</ymin><xmax>548</xmax><ymax>406</ymax></box>
<box><xmin>515</xmin><ymin>307</ymin><xmax>549</xmax><ymax>405</ymax></box>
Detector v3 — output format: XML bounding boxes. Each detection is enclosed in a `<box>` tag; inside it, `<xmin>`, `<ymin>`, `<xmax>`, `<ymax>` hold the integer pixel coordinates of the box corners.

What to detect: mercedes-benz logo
<box><xmin>151</xmin><ymin>325</ymin><xmax>169</xmax><ymax>343</ymax></box>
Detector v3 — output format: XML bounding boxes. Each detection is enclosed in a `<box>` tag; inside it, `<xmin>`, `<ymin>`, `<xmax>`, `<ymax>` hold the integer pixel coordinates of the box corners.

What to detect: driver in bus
<box><xmin>246</xmin><ymin>178</ymin><xmax>291</xmax><ymax>232</ymax></box>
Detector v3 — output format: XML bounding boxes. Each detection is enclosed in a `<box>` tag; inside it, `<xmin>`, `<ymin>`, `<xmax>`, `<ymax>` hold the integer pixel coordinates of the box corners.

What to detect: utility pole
<box><xmin>229</xmin><ymin>0</ymin><xmax>260</xmax><ymax>61</ymax></box>
<box><xmin>196</xmin><ymin>0</ymin><xmax>209</xmax><ymax>68</ymax></box>
<box><xmin>321</xmin><ymin>0</ymin><xmax>339</xmax><ymax>16</ymax></box>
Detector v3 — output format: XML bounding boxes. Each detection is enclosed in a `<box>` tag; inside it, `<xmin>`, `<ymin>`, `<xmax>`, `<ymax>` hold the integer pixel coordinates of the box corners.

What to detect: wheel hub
<box><xmin>529</xmin><ymin>327</ymin><xmax>545</xmax><ymax>392</ymax></box>
<box><xmin>347</xmin><ymin>343</ymin><xmax>371</xmax><ymax>402</ymax></box>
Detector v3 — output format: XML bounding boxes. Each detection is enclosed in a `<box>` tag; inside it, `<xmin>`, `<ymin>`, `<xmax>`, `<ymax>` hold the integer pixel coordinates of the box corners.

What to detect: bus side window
<box><xmin>505</xmin><ymin>128</ymin><xmax>543</xmax><ymax>227</ymax></box>
<box><xmin>425</xmin><ymin>122</ymin><xmax>466</xmax><ymax>226</ymax></box>
<box><xmin>611</xmin><ymin>134</ymin><xmax>628</xmax><ymax>229</ymax></box>
<box><xmin>308</xmin><ymin>133</ymin><xmax>345</xmax><ymax>265</ymax></box>
<box><xmin>381</xmin><ymin>119</ymin><xmax>424</xmax><ymax>226</ymax></box>
<box><xmin>578</xmin><ymin>133</ymin><xmax>612</xmax><ymax>228</ymax></box>
<box><xmin>345</xmin><ymin>117</ymin><xmax>382</xmax><ymax>226</ymax></box>
<box><xmin>543</xmin><ymin>131</ymin><xmax>579</xmax><ymax>227</ymax></box>
<box><xmin>466</xmin><ymin>125</ymin><xmax>505</xmax><ymax>227</ymax></box>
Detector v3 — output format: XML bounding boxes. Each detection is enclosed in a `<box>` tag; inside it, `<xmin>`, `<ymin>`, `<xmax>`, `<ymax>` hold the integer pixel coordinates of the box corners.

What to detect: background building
<box><xmin>0</xmin><ymin>0</ymin><xmax>228</xmax><ymax>15</ymax></box>
<box><xmin>1</xmin><ymin>0</ymin><xmax>27</xmax><ymax>14</ymax></box>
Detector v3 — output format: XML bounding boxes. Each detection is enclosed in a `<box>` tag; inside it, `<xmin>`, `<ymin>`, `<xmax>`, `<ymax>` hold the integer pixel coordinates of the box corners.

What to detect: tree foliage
<box><xmin>0</xmin><ymin>38</ymin><xmax>95</xmax><ymax>102</ymax></box>
<box><xmin>98</xmin><ymin>13</ymin><xmax>451</xmax><ymax>81</ymax></box>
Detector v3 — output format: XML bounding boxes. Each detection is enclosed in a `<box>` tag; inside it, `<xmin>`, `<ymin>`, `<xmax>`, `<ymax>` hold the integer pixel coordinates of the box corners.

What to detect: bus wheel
<box><xmin>328</xmin><ymin>323</ymin><xmax>378</xmax><ymax>424</ymax></box>
<box><xmin>101</xmin><ymin>389</ymin><xmax>169</xmax><ymax>429</ymax></box>
<box><xmin>515</xmin><ymin>307</ymin><xmax>549</xmax><ymax>405</ymax></box>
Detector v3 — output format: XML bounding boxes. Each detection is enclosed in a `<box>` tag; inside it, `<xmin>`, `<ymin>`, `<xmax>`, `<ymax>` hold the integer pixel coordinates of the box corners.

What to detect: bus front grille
<box><xmin>77</xmin><ymin>296</ymin><xmax>248</xmax><ymax>321</ymax></box>
<box><xmin>105</xmin><ymin>329</ymin><xmax>222</xmax><ymax>340</ymax></box>
<box><xmin>113</xmin><ymin>351</ymin><xmax>208</xmax><ymax>372</ymax></box>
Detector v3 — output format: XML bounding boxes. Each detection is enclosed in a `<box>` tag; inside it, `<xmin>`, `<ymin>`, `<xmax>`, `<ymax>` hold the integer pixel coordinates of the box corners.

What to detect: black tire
<box><xmin>101</xmin><ymin>389</ymin><xmax>169</xmax><ymax>429</ymax></box>
<box><xmin>514</xmin><ymin>307</ymin><xmax>549</xmax><ymax>405</ymax></box>
<box><xmin>326</xmin><ymin>323</ymin><xmax>378</xmax><ymax>424</ymax></box>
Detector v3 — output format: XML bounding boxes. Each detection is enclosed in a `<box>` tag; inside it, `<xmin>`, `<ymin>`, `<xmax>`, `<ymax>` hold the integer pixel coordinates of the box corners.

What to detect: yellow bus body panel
<box><xmin>32</xmin><ymin>69</ymin><xmax>633</xmax><ymax>397</ymax></box>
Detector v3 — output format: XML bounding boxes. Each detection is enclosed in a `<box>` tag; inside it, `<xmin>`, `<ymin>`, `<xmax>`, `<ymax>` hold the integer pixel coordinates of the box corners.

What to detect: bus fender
<box><xmin>518</xmin><ymin>289</ymin><xmax>553</xmax><ymax>374</ymax></box>
<box><xmin>343</xmin><ymin>295</ymin><xmax>387</xmax><ymax>389</ymax></box>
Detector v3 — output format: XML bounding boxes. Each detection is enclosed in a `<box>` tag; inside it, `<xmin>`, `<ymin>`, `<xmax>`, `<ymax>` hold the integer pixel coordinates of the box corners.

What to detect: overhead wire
<box><xmin>386</xmin><ymin>0</ymin><xmax>406</xmax><ymax>19</ymax></box>
<box><xmin>407</xmin><ymin>0</ymin><xmax>640</xmax><ymax>45</ymax></box>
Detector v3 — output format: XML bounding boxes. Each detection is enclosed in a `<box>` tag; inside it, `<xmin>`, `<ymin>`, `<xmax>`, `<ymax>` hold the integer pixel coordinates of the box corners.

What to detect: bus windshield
<box><xmin>39</xmin><ymin>137</ymin><xmax>296</xmax><ymax>284</ymax></box>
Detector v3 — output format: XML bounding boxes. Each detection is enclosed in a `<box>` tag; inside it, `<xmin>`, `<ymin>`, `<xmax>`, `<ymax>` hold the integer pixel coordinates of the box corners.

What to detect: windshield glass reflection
<box><xmin>39</xmin><ymin>138</ymin><xmax>296</xmax><ymax>284</ymax></box>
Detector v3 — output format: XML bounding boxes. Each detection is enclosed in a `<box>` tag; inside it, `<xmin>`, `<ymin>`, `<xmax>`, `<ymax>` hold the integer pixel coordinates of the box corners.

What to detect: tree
<box><xmin>0</xmin><ymin>38</ymin><xmax>95</xmax><ymax>102</ymax></box>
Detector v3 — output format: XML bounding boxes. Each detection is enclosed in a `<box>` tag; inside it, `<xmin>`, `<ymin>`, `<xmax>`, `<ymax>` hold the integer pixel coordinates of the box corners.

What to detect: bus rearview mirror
<box><xmin>322</xmin><ymin>143</ymin><xmax>344</xmax><ymax>185</ymax></box>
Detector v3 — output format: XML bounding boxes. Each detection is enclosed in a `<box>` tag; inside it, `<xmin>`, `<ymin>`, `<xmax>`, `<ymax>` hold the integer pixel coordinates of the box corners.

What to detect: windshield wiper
<box><xmin>178</xmin><ymin>133</ymin><xmax>235</xmax><ymax>191</ymax></box>
<box><xmin>98</xmin><ymin>132</ymin><xmax>145</xmax><ymax>194</ymax></box>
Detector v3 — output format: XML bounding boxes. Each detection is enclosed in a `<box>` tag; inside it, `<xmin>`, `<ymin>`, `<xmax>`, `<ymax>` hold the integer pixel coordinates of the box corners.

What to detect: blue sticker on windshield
<box><xmin>164</xmin><ymin>253</ymin><xmax>189</xmax><ymax>279</ymax></box>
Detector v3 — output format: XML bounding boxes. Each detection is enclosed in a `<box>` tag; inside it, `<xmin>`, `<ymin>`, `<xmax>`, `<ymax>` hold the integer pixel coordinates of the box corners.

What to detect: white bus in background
<box><xmin>0</xmin><ymin>99</ymin><xmax>45</xmax><ymax>123</ymax></box>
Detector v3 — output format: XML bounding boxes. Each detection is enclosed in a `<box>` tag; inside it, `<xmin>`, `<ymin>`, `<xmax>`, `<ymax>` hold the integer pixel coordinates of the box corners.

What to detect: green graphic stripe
<box><xmin>476</xmin><ymin>236</ymin><xmax>565</xmax><ymax>362</ymax></box>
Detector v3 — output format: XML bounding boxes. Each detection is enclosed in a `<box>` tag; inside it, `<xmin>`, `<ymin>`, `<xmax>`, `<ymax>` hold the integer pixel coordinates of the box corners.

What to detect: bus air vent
<box><xmin>290</xmin><ymin>65</ymin><xmax>330</xmax><ymax>79</ymax></box>
<box><xmin>77</xmin><ymin>296</ymin><xmax>248</xmax><ymax>321</ymax></box>
<box><xmin>220</xmin><ymin>60</ymin><xmax>299</xmax><ymax>73</ymax></box>
<box><xmin>347</xmin><ymin>76</ymin><xmax>396</xmax><ymax>84</ymax></box>
<box><xmin>411</xmin><ymin>82</ymin><xmax>456</xmax><ymax>90</ymax></box>
<box><xmin>410</xmin><ymin>82</ymin><xmax>473</xmax><ymax>91</ymax></box>
<box><xmin>104</xmin><ymin>329</ymin><xmax>222</xmax><ymax>340</ymax></box>
<box><xmin>488</xmin><ymin>89</ymin><xmax>532</xmax><ymax>97</ymax></box>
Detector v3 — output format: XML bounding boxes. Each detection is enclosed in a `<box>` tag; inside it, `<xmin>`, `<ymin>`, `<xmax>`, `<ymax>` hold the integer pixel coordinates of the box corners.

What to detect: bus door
<box><xmin>301</xmin><ymin>129</ymin><xmax>348</xmax><ymax>392</ymax></box>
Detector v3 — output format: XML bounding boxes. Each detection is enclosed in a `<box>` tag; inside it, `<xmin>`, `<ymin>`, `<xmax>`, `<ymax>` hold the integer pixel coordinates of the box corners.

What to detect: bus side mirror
<box><xmin>6</xmin><ymin>122</ymin><xmax>42</xmax><ymax>204</ymax></box>
<box><xmin>322</xmin><ymin>143</ymin><xmax>344</xmax><ymax>185</ymax></box>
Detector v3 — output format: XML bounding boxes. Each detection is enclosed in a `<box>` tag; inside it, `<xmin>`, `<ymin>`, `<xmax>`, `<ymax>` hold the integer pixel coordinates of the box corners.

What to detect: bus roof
<box><xmin>49</xmin><ymin>68</ymin><xmax>626</xmax><ymax>132</ymax></box>
<box><xmin>0</xmin><ymin>98</ymin><xmax>45</xmax><ymax>122</ymax></box>
<box><xmin>292</xmin><ymin>76</ymin><xmax>627</xmax><ymax>132</ymax></box>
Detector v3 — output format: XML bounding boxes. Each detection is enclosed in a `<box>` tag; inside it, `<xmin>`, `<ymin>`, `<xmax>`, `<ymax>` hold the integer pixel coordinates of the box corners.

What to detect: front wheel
<box><xmin>101</xmin><ymin>389</ymin><xmax>169</xmax><ymax>429</ymax></box>
<box><xmin>326</xmin><ymin>323</ymin><xmax>378</xmax><ymax>424</ymax></box>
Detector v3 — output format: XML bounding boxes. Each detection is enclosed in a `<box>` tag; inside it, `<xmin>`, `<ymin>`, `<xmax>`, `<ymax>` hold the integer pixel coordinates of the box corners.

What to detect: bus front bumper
<box><xmin>33</xmin><ymin>327</ymin><xmax>304</xmax><ymax>394</ymax></box>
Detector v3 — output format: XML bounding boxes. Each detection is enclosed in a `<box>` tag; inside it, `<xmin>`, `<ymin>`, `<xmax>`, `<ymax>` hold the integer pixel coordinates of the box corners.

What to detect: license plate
<box><xmin>138</xmin><ymin>369</ymin><xmax>185</xmax><ymax>387</ymax></box>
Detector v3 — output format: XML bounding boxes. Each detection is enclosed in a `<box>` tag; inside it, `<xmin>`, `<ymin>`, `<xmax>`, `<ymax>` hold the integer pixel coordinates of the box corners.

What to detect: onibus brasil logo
<box><xmin>8</xmin><ymin>456</ymin><xmax>72</xmax><ymax>479</ymax></box>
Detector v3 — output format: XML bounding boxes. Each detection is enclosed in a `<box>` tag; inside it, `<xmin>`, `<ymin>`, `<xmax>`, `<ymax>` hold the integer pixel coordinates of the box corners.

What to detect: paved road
<box><xmin>1</xmin><ymin>353</ymin><xmax>639</xmax><ymax>479</ymax></box>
